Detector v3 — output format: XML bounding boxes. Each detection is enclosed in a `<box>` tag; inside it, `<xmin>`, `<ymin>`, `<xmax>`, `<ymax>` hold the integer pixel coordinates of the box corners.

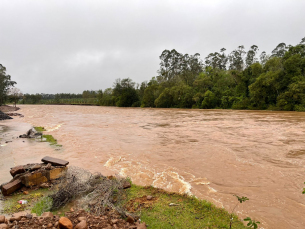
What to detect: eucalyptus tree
<box><xmin>271</xmin><ymin>42</ymin><xmax>288</xmax><ymax>58</ymax></box>
<box><xmin>228</xmin><ymin>45</ymin><xmax>246</xmax><ymax>71</ymax></box>
<box><xmin>0</xmin><ymin>64</ymin><xmax>16</xmax><ymax>105</ymax></box>
<box><xmin>245</xmin><ymin>45</ymin><xmax>259</xmax><ymax>67</ymax></box>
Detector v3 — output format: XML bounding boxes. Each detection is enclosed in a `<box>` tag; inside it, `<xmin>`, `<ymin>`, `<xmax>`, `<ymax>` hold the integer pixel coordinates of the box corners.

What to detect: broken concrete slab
<box><xmin>10</xmin><ymin>165</ymin><xmax>25</xmax><ymax>177</ymax></box>
<box><xmin>1</xmin><ymin>179</ymin><xmax>22</xmax><ymax>196</ymax></box>
<box><xmin>21</xmin><ymin>172</ymin><xmax>48</xmax><ymax>187</ymax></box>
<box><xmin>47</xmin><ymin>167</ymin><xmax>68</xmax><ymax>180</ymax></box>
<box><xmin>41</xmin><ymin>156</ymin><xmax>69</xmax><ymax>166</ymax></box>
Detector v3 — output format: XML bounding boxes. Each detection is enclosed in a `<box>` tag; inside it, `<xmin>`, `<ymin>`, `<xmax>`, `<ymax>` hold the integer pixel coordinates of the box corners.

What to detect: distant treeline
<box><xmin>21</xmin><ymin>37</ymin><xmax>305</xmax><ymax>111</ymax></box>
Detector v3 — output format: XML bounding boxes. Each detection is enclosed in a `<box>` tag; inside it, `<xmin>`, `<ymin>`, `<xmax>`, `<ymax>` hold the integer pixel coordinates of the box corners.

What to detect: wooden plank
<box><xmin>1</xmin><ymin>179</ymin><xmax>22</xmax><ymax>196</ymax></box>
<box><xmin>41</xmin><ymin>156</ymin><xmax>69</xmax><ymax>166</ymax></box>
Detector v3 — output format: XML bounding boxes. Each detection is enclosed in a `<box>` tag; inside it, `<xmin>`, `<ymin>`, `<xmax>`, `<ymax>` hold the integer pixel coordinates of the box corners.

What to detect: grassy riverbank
<box><xmin>2</xmin><ymin>183</ymin><xmax>247</xmax><ymax>229</ymax></box>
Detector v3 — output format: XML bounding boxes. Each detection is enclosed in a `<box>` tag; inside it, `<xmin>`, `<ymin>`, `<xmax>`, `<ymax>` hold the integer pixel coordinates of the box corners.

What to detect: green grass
<box><xmin>42</xmin><ymin>135</ymin><xmax>58</xmax><ymax>145</ymax></box>
<box><xmin>34</xmin><ymin>127</ymin><xmax>46</xmax><ymax>132</ymax></box>
<box><xmin>31</xmin><ymin>196</ymin><xmax>53</xmax><ymax>216</ymax></box>
<box><xmin>2</xmin><ymin>189</ymin><xmax>52</xmax><ymax>214</ymax></box>
<box><xmin>124</xmin><ymin>185</ymin><xmax>247</xmax><ymax>229</ymax></box>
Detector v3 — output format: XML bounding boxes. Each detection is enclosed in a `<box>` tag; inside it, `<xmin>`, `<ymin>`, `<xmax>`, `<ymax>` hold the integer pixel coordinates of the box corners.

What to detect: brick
<box><xmin>21</xmin><ymin>172</ymin><xmax>48</xmax><ymax>187</ymax></box>
<box><xmin>1</xmin><ymin>179</ymin><xmax>22</xmax><ymax>196</ymax></box>
<box><xmin>10</xmin><ymin>165</ymin><xmax>25</xmax><ymax>177</ymax></box>
<box><xmin>41</xmin><ymin>156</ymin><xmax>69</xmax><ymax>166</ymax></box>
<box><xmin>47</xmin><ymin>167</ymin><xmax>67</xmax><ymax>180</ymax></box>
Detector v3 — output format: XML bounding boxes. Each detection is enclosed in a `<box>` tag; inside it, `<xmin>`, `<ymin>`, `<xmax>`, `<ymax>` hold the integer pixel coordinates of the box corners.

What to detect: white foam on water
<box><xmin>104</xmin><ymin>156</ymin><xmax>122</xmax><ymax>168</ymax></box>
<box><xmin>46</xmin><ymin>123</ymin><xmax>63</xmax><ymax>132</ymax></box>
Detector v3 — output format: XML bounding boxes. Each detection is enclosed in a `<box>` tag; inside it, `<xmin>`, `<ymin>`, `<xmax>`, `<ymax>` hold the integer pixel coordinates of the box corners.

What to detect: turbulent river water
<box><xmin>1</xmin><ymin>105</ymin><xmax>305</xmax><ymax>228</ymax></box>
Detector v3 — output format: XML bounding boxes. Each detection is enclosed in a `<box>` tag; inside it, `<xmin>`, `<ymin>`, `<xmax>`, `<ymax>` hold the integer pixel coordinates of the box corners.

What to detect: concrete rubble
<box><xmin>0</xmin><ymin>156</ymin><xmax>69</xmax><ymax>196</ymax></box>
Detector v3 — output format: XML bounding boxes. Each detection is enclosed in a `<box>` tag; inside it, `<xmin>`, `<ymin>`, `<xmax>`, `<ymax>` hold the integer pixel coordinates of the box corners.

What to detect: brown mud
<box><xmin>1</xmin><ymin>105</ymin><xmax>305</xmax><ymax>228</ymax></box>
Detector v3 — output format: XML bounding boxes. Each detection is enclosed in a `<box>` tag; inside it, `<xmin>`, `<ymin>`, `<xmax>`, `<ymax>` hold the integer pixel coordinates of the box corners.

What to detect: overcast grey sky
<box><xmin>1</xmin><ymin>0</ymin><xmax>304</xmax><ymax>94</ymax></box>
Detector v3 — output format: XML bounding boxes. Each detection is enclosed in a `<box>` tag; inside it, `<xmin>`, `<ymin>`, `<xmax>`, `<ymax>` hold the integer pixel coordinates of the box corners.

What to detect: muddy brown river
<box><xmin>1</xmin><ymin>105</ymin><xmax>305</xmax><ymax>228</ymax></box>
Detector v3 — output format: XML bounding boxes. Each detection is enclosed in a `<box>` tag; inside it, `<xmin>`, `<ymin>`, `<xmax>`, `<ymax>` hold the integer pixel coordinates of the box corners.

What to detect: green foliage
<box><xmin>31</xmin><ymin>196</ymin><xmax>53</xmax><ymax>216</ymax></box>
<box><xmin>34</xmin><ymin>126</ymin><xmax>46</xmax><ymax>132</ymax></box>
<box><xmin>0</xmin><ymin>64</ymin><xmax>16</xmax><ymax>105</ymax></box>
<box><xmin>244</xmin><ymin>217</ymin><xmax>260</xmax><ymax>229</ymax></box>
<box><xmin>234</xmin><ymin>195</ymin><xmax>249</xmax><ymax>203</ymax></box>
<box><xmin>20</xmin><ymin>37</ymin><xmax>305</xmax><ymax>112</ymax></box>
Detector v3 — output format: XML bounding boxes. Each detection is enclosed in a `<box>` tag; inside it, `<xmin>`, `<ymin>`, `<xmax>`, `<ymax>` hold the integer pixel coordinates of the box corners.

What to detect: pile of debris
<box><xmin>0</xmin><ymin>156</ymin><xmax>69</xmax><ymax>196</ymax></box>
<box><xmin>0</xmin><ymin>111</ymin><xmax>12</xmax><ymax>121</ymax></box>
<box><xmin>19</xmin><ymin>128</ymin><xmax>42</xmax><ymax>138</ymax></box>
<box><xmin>0</xmin><ymin>209</ymin><xmax>147</xmax><ymax>229</ymax></box>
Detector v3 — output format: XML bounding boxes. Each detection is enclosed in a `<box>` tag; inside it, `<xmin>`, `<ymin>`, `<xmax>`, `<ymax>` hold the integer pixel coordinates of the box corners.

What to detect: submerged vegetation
<box><xmin>34</xmin><ymin>126</ymin><xmax>61</xmax><ymax>147</ymax></box>
<box><xmin>19</xmin><ymin>37</ymin><xmax>305</xmax><ymax>111</ymax></box>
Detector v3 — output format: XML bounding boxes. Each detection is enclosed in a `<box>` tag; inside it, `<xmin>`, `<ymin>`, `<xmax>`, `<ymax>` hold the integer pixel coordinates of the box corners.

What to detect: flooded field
<box><xmin>1</xmin><ymin>105</ymin><xmax>305</xmax><ymax>228</ymax></box>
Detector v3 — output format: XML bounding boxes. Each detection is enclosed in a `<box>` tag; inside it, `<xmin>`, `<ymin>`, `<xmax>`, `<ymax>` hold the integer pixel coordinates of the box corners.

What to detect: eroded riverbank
<box><xmin>1</xmin><ymin>105</ymin><xmax>305</xmax><ymax>228</ymax></box>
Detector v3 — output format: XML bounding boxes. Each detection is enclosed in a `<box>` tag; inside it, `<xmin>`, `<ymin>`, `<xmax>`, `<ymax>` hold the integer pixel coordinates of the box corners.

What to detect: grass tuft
<box><xmin>124</xmin><ymin>185</ymin><xmax>247</xmax><ymax>229</ymax></box>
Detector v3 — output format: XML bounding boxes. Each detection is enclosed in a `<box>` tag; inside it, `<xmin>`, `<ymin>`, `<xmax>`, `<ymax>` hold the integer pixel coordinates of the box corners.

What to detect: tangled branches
<box><xmin>50</xmin><ymin>166</ymin><xmax>130</xmax><ymax>216</ymax></box>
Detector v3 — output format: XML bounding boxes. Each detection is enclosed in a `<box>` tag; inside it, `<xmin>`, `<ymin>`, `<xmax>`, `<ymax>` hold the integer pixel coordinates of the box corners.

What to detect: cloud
<box><xmin>0</xmin><ymin>0</ymin><xmax>304</xmax><ymax>93</ymax></box>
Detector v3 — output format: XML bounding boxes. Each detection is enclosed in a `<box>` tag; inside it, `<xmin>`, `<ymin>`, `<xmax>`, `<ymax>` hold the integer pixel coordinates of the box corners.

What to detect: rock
<box><xmin>48</xmin><ymin>167</ymin><xmax>67</xmax><ymax>180</ymax></box>
<box><xmin>126</xmin><ymin>215</ymin><xmax>135</xmax><ymax>224</ymax></box>
<box><xmin>41</xmin><ymin>156</ymin><xmax>69</xmax><ymax>166</ymax></box>
<box><xmin>1</xmin><ymin>179</ymin><xmax>22</xmax><ymax>196</ymax></box>
<box><xmin>30</xmin><ymin>164</ymin><xmax>42</xmax><ymax>171</ymax></box>
<box><xmin>59</xmin><ymin>217</ymin><xmax>73</xmax><ymax>229</ymax></box>
<box><xmin>111</xmin><ymin>219</ymin><xmax>119</xmax><ymax>224</ymax></box>
<box><xmin>41</xmin><ymin>212</ymin><xmax>53</xmax><ymax>218</ymax></box>
<box><xmin>9</xmin><ymin>216</ymin><xmax>21</xmax><ymax>222</ymax></box>
<box><xmin>77</xmin><ymin>217</ymin><xmax>86</xmax><ymax>222</ymax></box>
<box><xmin>12</xmin><ymin>211</ymin><xmax>28</xmax><ymax>218</ymax></box>
<box><xmin>70</xmin><ymin>208</ymin><xmax>74</xmax><ymax>212</ymax></box>
<box><xmin>22</xmin><ymin>171</ymin><xmax>48</xmax><ymax>187</ymax></box>
<box><xmin>0</xmin><ymin>216</ymin><xmax>5</xmax><ymax>224</ymax></box>
<box><xmin>122</xmin><ymin>181</ymin><xmax>131</xmax><ymax>189</ymax></box>
<box><xmin>47</xmin><ymin>223</ymin><xmax>53</xmax><ymax>228</ymax></box>
<box><xmin>0</xmin><ymin>224</ymin><xmax>8</xmax><ymax>229</ymax></box>
<box><xmin>40</xmin><ymin>183</ymin><xmax>49</xmax><ymax>189</ymax></box>
<box><xmin>74</xmin><ymin>220</ymin><xmax>87</xmax><ymax>229</ymax></box>
<box><xmin>10</xmin><ymin>165</ymin><xmax>25</xmax><ymax>177</ymax></box>
<box><xmin>45</xmin><ymin>163</ymin><xmax>52</xmax><ymax>170</ymax></box>
<box><xmin>136</xmin><ymin>223</ymin><xmax>147</xmax><ymax>229</ymax></box>
<box><xmin>146</xmin><ymin>195</ymin><xmax>153</xmax><ymax>200</ymax></box>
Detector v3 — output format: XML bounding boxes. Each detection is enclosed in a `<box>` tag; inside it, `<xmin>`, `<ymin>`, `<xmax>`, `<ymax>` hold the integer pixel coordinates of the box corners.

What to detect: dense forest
<box><xmin>18</xmin><ymin>37</ymin><xmax>305</xmax><ymax>111</ymax></box>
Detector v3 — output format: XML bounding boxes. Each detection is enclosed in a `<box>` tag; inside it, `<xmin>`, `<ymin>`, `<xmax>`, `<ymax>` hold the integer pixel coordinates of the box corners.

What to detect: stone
<box><xmin>41</xmin><ymin>212</ymin><xmax>53</xmax><ymax>218</ymax></box>
<box><xmin>74</xmin><ymin>220</ymin><xmax>87</xmax><ymax>229</ymax></box>
<box><xmin>47</xmin><ymin>223</ymin><xmax>53</xmax><ymax>228</ymax></box>
<box><xmin>58</xmin><ymin>217</ymin><xmax>73</xmax><ymax>229</ymax></box>
<box><xmin>1</xmin><ymin>179</ymin><xmax>22</xmax><ymax>196</ymax></box>
<box><xmin>45</xmin><ymin>163</ymin><xmax>52</xmax><ymax>170</ymax></box>
<box><xmin>77</xmin><ymin>217</ymin><xmax>86</xmax><ymax>222</ymax></box>
<box><xmin>136</xmin><ymin>223</ymin><xmax>147</xmax><ymax>229</ymax></box>
<box><xmin>47</xmin><ymin>167</ymin><xmax>67</xmax><ymax>180</ymax></box>
<box><xmin>126</xmin><ymin>215</ymin><xmax>135</xmax><ymax>224</ymax></box>
<box><xmin>30</xmin><ymin>164</ymin><xmax>42</xmax><ymax>171</ymax></box>
<box><xmin>12</xmin><ymin>211</ymin><xmax>28</xmax><ymax>218</ymax></box>
<box><xmin>0</xmin><ymin>216</ymin><xmax>5</xmax><ymax>223</ymax></box>
<box><xmin>21</xmin><ymin>171</ymin><xmax>48</xmax><ymax>187</ymax></box>
<box><xmin>41</xmin><ymin>156</ymin><xmax>69</xmax><ymax>166</ymax></box>
<box><xmin>10</xmin><ymin>165</ymin><xmax>25</xmax><ymax>177</ymax></box>
<box><xmin>122</xmin><ymin>180</ymin><xmax>131</xmax><ymax>189</ymax></box>
<box><xmin>9</xmin><ymin>216</ymin><xmax>21</xmax><ymax>222</ymax></box>
<box><xmin>146</xmin><ymin>195</ymin><xmax>153</xmax><ymax>200</ymax></box>
<box><xmin>40</xmin><ymin>183</ymin><xmax>49</xmax><ymax>189</ymax></box>
<box><xmin>0</xmin><ymin>224</ymin><xmax>8</xmax><ymax>229</ymax></box>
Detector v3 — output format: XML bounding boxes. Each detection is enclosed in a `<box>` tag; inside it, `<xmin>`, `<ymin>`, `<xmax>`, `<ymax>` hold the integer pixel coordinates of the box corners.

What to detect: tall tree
<box><xmin>245</xmin><ymin>45</ymin><xmax>259</xmax><ymax>67</ymax></box>
<box><xmin>229</xmin><ymin>45</ymin><xmax>246</xmax><ymax>71</ymax></box>
<box><xmin>0</xmin><ymin>64</ymin><xmax>16</xmax><ymax>105</ymax></box>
